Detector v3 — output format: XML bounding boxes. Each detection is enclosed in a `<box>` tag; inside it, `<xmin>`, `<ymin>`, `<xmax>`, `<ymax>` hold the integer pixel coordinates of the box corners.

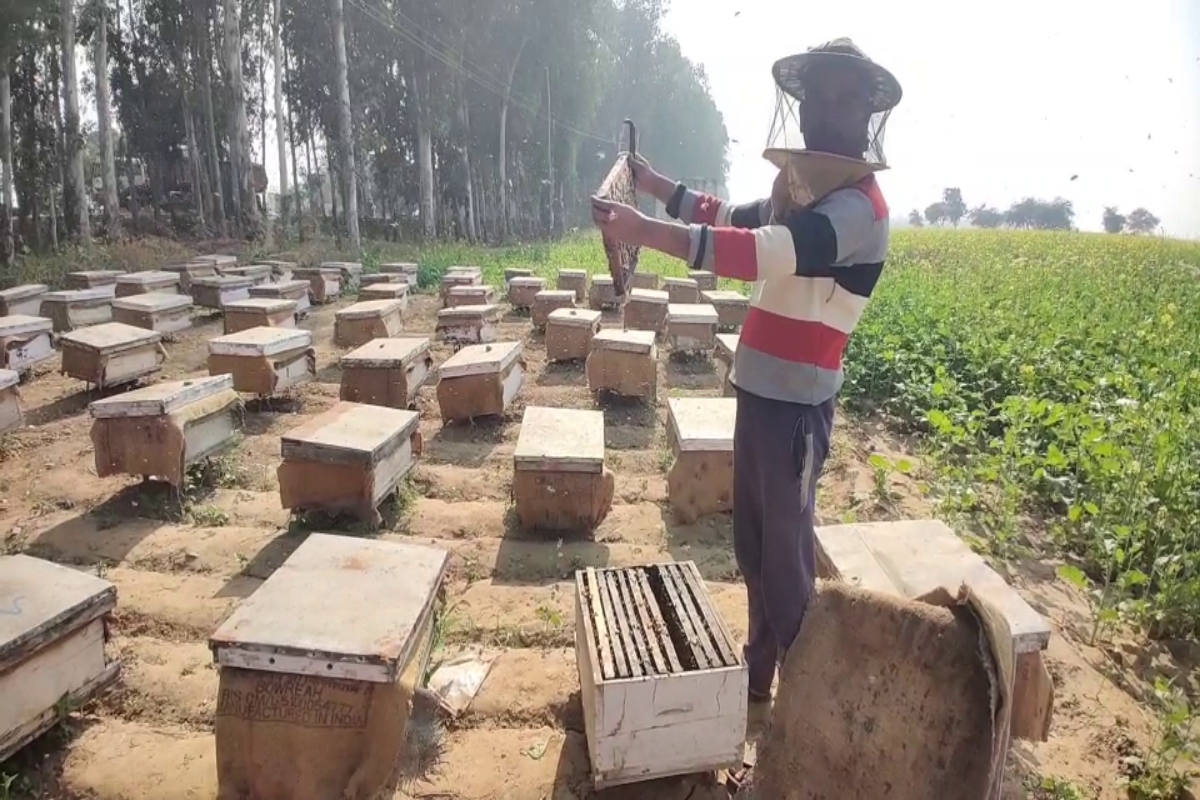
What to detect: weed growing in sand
<box><xmin>1120</xmin><ymin>677</ymin><xmax>1200</xmax><ymax>800</ymax></box>
<box><xmin>1025</xmin><ymin>774</ymin><xmax>1089</xmax><ymax>800</ymax></box>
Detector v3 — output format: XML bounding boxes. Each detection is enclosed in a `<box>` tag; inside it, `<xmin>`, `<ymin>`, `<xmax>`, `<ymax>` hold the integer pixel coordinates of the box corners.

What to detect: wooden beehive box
<box><xmin>546</xmin><ymin>308</ymin><xmax>602</xmax><ymax>362</ymax></box>
<box><xmin>112</xmin><ymin>293</ymin><xmax>194</xmax><ymax>337</ymax></box>
<box><xmin>379</xmin><ymin>262</ymin><xmax>419</xmax><ymax>283</ymax></box>
<box><xmin>531</xmin><ymin>289</ymin><xmax>576</xmax><ymax>330</ymax></box>
<box><xmin>0</xmin><ymin>283</ymin><xmax>48</xmax><ymax>317</ymax></box>
<box><xmin>445</xmin><ymin>284</ymin><xmax>497</xmax><ymax>309</ymax></box>
<box><xmin>508</xmin><ymin>276</ymin><xmax>546</xmax><ymax>310</ymax></box>
<box><xmin>0</xmin><ymin>555</ymin><xmax>120</xmax><ymax>763</ymax></box>
<box><xmin>574</xmin><ymin>562</ymin><xmax>746</xmax><ymax>788</ymax></box>
<box><xmin>361</xmin><ymin>273</ymin><xmax>402</xmax><ymax>287</ymax></box>
<box><xmin>222</xmin><ymin>298</ymin><xmax>298</xmax><ymax>335</ymax></box>
<box><xmin>39</xmin><ymin>288</ymin><xmax>113</xmax><ymax>332</ymax></box>
<box><xmin>208</xmin><ymin>326</ymin><xmax>315</xmax><ymax>396</ymax></box>
<box><xmin>253</xmin><ymin>260</ymin><xmax>298</xmax><ymax>281</ymax></box>
<box><xmin>504</xmin><ymin>267</ymin><xmax>533</xmax><ymax>286</ymax></box>
<box><xmin>622</xmin><ymin>288</ymin><xmax>668</xmax><ymax>335</ymax></box>
<box><xmin>334</xmin><ymin>299</ymin><xmax>405</xmax><ymax>350</ymax></box>
<box><xmin>190</xmin><ymin>275</ymin><xmax>254</xmax><ymax>310</ymax></box>
<box><xmin>323</xmin><ymin>261</ymin><xmax>363</xmax><ymax>292</ymax></box>
<box><xmin>587</xmin><ymin>329</ymin><xmax>657</xmax><ymax>401</ymax></box>
<box><xmin>666</xmin><ymin>398</ymin><xmax>735</xmax><ymax>523</ymax></box>
<box><xmin>436</xmin><ymin>304</ymin><xmax>500</xmax><ymax>348</ymax></box>
<box><xmin>440</xmin><ymin>268</ymin><xmax>483</xmax><ymax>303</ymax></box>
<box><xmin>277</xmin><ymin>402</ymin><xmax>422</xmax><ymax>524</ymax></box>
<box><xmin>162</xmin><ymin>261</ymin><xmax>218</xmax><ymax>293</ymax></box>
<box><xmin>513</xmin><ymin>405</ymin><xmax>613</xmax><ymax>531</ymax></box>
<box><xmin>339</xmin><ymin>337</ymin><xmax>433</xmax><ymax>409</ymax></box>
<box><xmin>701</xmin><ymin>290</ymin><xmax>748</xmax><ymax>331</ymax></box>
<box><xmin>89</xmin><ymin>374</ymin><xmax>244</xmax><ymax>487</ymax></box>
<box><xmin>249</xmin><ymin>279</ymin><xmax>312</xmax><ymax>317</ymax></box>
<box><xmin>663</xmin><ymin>277</ymin><xmax>700</xmax><ymax>304</ymax></box>
<box><xmin>293</xmin><ymin>267</ymin><xmax>342</xmax><ymax>304</ymax></box>
<box><xmin>192</xmin><ymin>253</ymin><xmax>238</xmax><ymax>270</ymax></box>
<box><xmin>114</xmin><ymin>271</ymin><xmax>181</xmax><ymax>298</ymax></box>
<box><xmin>588</xmin><ymin>276</ymin><xmax>619</xmax><ymax>310</ymax></box>
<box><xmin>556</xmin><ymin>269</ymin><xmax>589</xmax><ymax>303</ymax></box>
<box><xmin>715</xmin><ymin>334</ymin><xmax>738</xmax><ymax>397</ymax></box>
<box><xmin>222</xmin><ymin>264</ymin><xmax>273</xmax><ymax>286</ymax></box>
<box><xmin>359</xmin><ymin>282</ymin><xmax>409</xmax><ymax>309</ymax></box>
<box><xmin>0</xmin><ymin>315</ymin><xmax>55</xmax><ymax>372</ymax></box>
<box><xmin>66</xmin><ymin>270</ymin><xmax>123</xmax><ymax>295</ymax></box>
<box><xmin>631</xmin><ymin>272</ymin><xmax>659</xmax><ymax>291</ymax></box>
<box><xmin>666</xmin><ymin>304</ymin><xmax>719</xmax><ymax>354</ymax></box>
<box><xmin>0</xmin><ymin>369</ymin><xmax>21</xmax><ymax>434</ymax></box>
<box><xmin>59</xmin><ymin>322</ymin><xmax>165</xmax><ymax>389</ymax></box>
<box><xmin>436</xmin><ymin>341</ymin><xmax>524</xmax><ymax>423</ymax></box>
<box><xmin>687</xmin><ymin>270</ymin><xmax>718</xmax><ymax>292</ymax></box>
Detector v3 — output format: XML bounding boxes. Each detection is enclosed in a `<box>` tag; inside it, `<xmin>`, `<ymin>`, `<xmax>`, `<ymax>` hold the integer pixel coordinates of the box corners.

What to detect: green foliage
<box><xmin>842</xmin><ymin>229</ymin><xmax>1200</xmax><ymax>638</ymax></box>
<box><xmin>1122</xmin><ymin>677</ymin><xmax>1199</xmax><ymax>799</ymax></box>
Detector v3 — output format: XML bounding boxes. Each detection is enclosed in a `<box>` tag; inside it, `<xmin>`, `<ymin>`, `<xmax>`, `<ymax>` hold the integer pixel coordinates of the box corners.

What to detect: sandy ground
<box><xmin>1</xmin><ymin>282</ymin><xmax>1195</xmax><ymax>800</ymax></box>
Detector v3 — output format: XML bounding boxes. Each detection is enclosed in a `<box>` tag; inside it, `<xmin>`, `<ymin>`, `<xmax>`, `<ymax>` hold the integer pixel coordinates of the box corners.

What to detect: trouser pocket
<box><xmin>791</xmin><ymin>414</ymin><xmax>815</xmax><ymax>513</ymax></box>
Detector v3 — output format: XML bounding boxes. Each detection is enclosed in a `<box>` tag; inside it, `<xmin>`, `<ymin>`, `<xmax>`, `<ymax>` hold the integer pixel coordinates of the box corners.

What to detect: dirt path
<box><xmin>0</xmin><ymin>285</ymin><xmax>1183</xmax><ymax>799</ymax></box>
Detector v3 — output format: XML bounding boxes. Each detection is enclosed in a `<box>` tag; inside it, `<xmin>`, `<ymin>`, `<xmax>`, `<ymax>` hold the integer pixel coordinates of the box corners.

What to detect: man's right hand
<box><xmin>629</xmin><ymin>153</ymin><xmax>673</xmax><ymax>202</ymax></box>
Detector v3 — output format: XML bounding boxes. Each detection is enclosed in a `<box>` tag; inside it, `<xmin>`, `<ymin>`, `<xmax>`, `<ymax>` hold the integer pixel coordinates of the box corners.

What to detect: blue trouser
<box><xmin>732</xmin><ymin>386</ymin><xmax>835</xmax><ymax>697</ymax></box>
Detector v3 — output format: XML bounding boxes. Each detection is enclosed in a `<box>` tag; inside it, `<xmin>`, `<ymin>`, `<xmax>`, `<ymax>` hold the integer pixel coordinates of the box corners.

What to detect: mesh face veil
<box><xmin>765</xmin><ymin>82</ymin><xmax>891</xmax><ymax>168</ymax></box>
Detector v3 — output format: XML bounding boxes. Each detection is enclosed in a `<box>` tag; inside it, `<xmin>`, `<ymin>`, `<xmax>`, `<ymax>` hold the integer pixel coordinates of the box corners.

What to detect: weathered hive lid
<box><xmin>664</xmin><ymin>276</ymin><xmax>698</xmax><ymax>288</ymax></box>
<box><xmin>442</xmin><ymin>271</ymin><xmax>481</xmax><ymax>285</ymax></box>
<box><xmin>280</xmin><ymin>401</ymin><xmax>420</xmax><ymax>467</ymax></box>
<box><xmin>208</xmin><ymin>326</ymin><xmax>312</xmax><ymax>357</ymax></box>
<box><xmin>359</xmin><ymin>283</ymin><xmax>408</xmax><ymax>298</ymax></box>
<box><xmin>42</xmin><ymin>288</ymin><xmax>111</xmax><ymax>304</ymax></box>
<box><xmin>688</xmin><ymin>269</ymin><xmax>716</xmax><ymax>281</ymax></box>
<box><xmin>0</xmin><ymin>369</ymin><xmax>18</xmax><ymax>391</ymax></box>
<box><xmin>208</xmin><ymin>533</ymin><xmax>449</xmax><ymax>683</ymax></box>
<box><xmin>250</xmin><ymin>279</ymin><xmax>309</xmax><ymax>295</ymax></box>
<box><xmin>557</xmin><ymin>269</ymin><xmax>587</xmax><ymax>278</ymax></box>
<box><xmin>112</xmin><ymin>293</ymin><xmax>192</xmax><ymax>312</ymax></box>
<box><xmin>0</xmin><ymin>314</ymin><xmax>53</xmax><ymax>337</ymax></box>
<box><xmin>191</xmin><ymin>254</ymin><xmax>237</xmax><ymax>266</ymax></box>
<box><xmin>223</xmin><ymin>264</ymin><xmax>271</xmax><ymax>277</ymax></box>
<box><xmin>716</xmin><ymin>333</ymin><xmax>739</xmax><ymax>358</ymax></box>
<box><xmin>0</xmin><ymin>554</ymin><xmax>117</xmax><ymax>674</ymax></box>
<box><xmin>536</xmin><ymin>289</ymin><xmax>576</xmax><ymax>301</ymax></box>
<box><xmin>292</xmin><ymin>265</ymin><xmax>340</xmax><ymax>276</ymax></box>
<box><xmin>0</xmin><ymin>283</ymin><xmax>48</xmax><ymax>301</ymax></box>
<box><xmin>379</xmin><ymin>262</ymin><xmax>418</xmax><ymax>273</ymax></box>
<box><xmin>592</xmin><ymin>275</ymin><xmax>614</xmax><ymax>286</ymax></box>
<box><xmin>321</xmin><ymin>261</ymin><xmax>363</xmax><ymax>271</ymax></box>
<box><xmin>336</xmin><ymin>298</ymin><xmax>404</xmax><ymax>320</ymax></box>
<box><xmin>702</xmin><ymin>289</ymin><xmax>746</xmax><ymax>303</ymax></box>
<box><xmin>628</xmin><ymin>288</ymin><xmax>668</xmax><ymax>304</ymax></box>
<box><xmin>668</xmin><ymin>303</ymin><xmax>719</xmax><ymax>325</ymax></box>
<box><xmin>448</xmin><ymin>284</ymin><xmax>493</xmax><ymax>296</ymax></box>
<box><xmin>254</xmin><ymin>259</ymin><xmax>298</xmax><ymax>268</ymax></box>
<box><xmin>446</xmin><ymin>265</ymin><xmax>482</xmax><ymax>276</ymax></box>
<box><xmin>668</xmin><ymin>397</ymin><xmax>736</xmax><ymax>452</ymax></box>
<box><xmin>509</xmin><ymin>276</ymin><xmax>545</xmax><ymax>287</ymax></box>
<box><xmin>162</xmin><ymin>261</ymin><xmax>217</xmax><ymax>274</ymax></box>
<box><xmin>90</xmin><ymin>374</ymin><xmax>234</xmax><ymax>419</ymax></box>
<box><xmin>514</xmin><ymin>406</ymin><xmax>604</xmax><ymax>474</ymax></box>
<box><xmin>116</xmin><ymin>270</ymin><xmax>178</xmax><ymax>285</ymax></box>
<box><xmin>437</xmin><ymin>303</ymin><xmax>499</xmax><ymax>321</ymax></box>
<box><xmin>340</xmin><ymin>336</ymin><xmax>430</xmax><ymax>368</ymax></box>
<box><xmin>439</xmin><ymin>341</ymin><xmax>522</xmax><ymax>379</ymax></box>
<box><xmin>191</xmin><ymin>275</ymin><xmax>254</xmax><ymax>289</ymax></box>
<box><xmin>59</xmin><ymin>322</ymin><xmax>161</xmax><ymax>354</ymax></box>
<box><xmin>68</xmin><ymin>270</ymin><xmax>122</xmax><ymax>283</ymax></box>
<box><xmin>594</xmin><ymin>328</ymin><xmax>656</xmax><ymax>354</ymax></box>
<box><xmin>548</xmin><ymin>307</ymin><xmax>601</xmax><ymax>328</ymax></box>
<box><xmin>222</xmin><ymin>297</ymin><xmax>297</xmax><ymax>314</ymax></box>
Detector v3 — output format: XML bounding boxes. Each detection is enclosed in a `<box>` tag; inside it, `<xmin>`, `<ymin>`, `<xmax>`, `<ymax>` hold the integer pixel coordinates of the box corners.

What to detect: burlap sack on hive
<box><xmin>738</xmin><ymin>580</ymin><xmax>1014</xmax><ymax>800</ymax></box>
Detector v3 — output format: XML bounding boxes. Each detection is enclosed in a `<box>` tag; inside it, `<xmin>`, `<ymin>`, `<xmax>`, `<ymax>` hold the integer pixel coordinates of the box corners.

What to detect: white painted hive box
<box><xmin>207</xmin><ymin>326</ymin><xmax>315</xmax><ymax>396</ymax></box>
<box><xmin>249</xmin><ymin>279</ymin><xmax>311</xmax><ymax>315</ymax></box>
<box><xmin>111</xmin><ymin>293</ymin><xmax>193</xmax><ymax>335</ymax></box>
<box><xmin>322</xmin><ymin>261</ymin><xmax>363</xmax><ymax>291</ymax></box>
<box><xmin>114</xmin><ymin>271</ymin><xmax>181</xmax><ymax>297</ymax></box>
<box><xmin>221</xmin><ymin>297</ymin><xmax>298</xmax><ymax>335</ymax></box>
<box><xmin>436</xmin><ymin>304</ymin><xmax>500</xmax><ymax>347</ymax></box>
<box><xmin>0</xmin><ymin>555</ymin><xmax>120</xmax><ymax>762</ymax></box>
<box><xmin>666</xmin><ymin>304</ymin><xmax>719</xmax><ymax>352</ymax></box>
<box><xmin>39</xmin><ymin>288</ymin><xmax>113</xmax><ymax>332</ymax></box>
<box><xmin>0</xmin><ymin>283</ymin><xmax>48</xmax><ymax>317</ymax></box>
<box><xmin>0</xmin><ymin>369</ymin><xmax>21</xmax><ymax>434</ymax></box>
<box><xmin>0</xmin><ymin>315</ymin><xmax>55</xmax><ymax>372</ymax></box>
<box><xmin>334</xmin><ymin>299</ymin><xmax>405</xmax><ymax>349</ymax></box>
<box><xmin>190</xmin><ymin>276</ymin><xmax>254</xmax><ymax>310</ymax></box>
<box><xmin>339</xmin><ymin>337</ymin><xmax>433</xmax><ymax>409</ymax></box>
<box><xmin>59</xmin><ymin>322</ymin><xmax>165</xmax><ymax>389</ymax></box>
<box><xmin>574</xmin><ymin>562</ymin><xmax>746</xmax><ymax>788</ymax></box>
<box><xmin>436</xmin><ymin>341</ymin><xmax>524</xmax><ymax>422</ymax></box>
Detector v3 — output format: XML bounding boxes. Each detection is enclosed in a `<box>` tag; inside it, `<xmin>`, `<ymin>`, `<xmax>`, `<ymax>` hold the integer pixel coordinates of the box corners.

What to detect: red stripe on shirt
<box><xmin>692</xmin><ymin>193</ymin><xmax>722</xmax><ymax>225</ymax></box>
<box><xmin>853</xmin><ymin>176</ymin><xmax>888</xmax><ymax>222</ymax></box>
<box><xmin>739</xmin><ymin>307</ymin><xmax>849</xmax><ymax>371</ymax></box>
<box><xmin>711</xmin><ymin>227</ymin><xmax>758</xmax><ymax>282</ymax></box>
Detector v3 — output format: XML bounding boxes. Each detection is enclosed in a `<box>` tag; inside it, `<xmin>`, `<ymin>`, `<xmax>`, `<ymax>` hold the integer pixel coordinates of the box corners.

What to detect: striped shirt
<box><xmin>666</xmin><ymin>177</ymin><xmax>889</xmax><ymax>405</ymax></box>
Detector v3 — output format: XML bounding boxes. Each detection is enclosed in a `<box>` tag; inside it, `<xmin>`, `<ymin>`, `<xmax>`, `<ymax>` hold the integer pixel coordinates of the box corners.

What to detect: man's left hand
<box><xmin>591</xmin><ymin>196</ymin><xmax>648</xmax><ymax>245</ymax></box>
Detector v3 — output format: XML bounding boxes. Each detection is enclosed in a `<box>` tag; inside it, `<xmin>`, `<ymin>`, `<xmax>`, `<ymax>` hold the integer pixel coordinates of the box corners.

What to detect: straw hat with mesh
<box><xmin>771</xmin><ymin>37</ymin><xmax>902</xmax><ymax>114</ymax></box>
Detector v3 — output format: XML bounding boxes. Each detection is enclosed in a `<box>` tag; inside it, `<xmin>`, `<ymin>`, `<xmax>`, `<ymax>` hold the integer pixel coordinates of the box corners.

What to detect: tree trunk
<box><xmin>498</xmin><ymin>37</ymin><xmax>527</xmax><ymax>241</ymax></box>
<box><xmin>1</xmin><ymin>64</ymin><xmax>12</xmax><ymax>267</ymax></box>
<box><xmin>196</xmin><ymin>0</ymin><xmax>225</xmax><ymax>232</ymax></box>
<box><xmin>330</xmin><ymin>0</ymin><xmax>359</xmax><ymax>249</ymax></box>
<box><xmin>327</xmin><ymin>137</ymin><xmax>340</xmax><ymax>243</ymax></box>
<box><xmin>184</xmin><ymin>98</ymin><xmax>207</xmax><ymax>231</ymax></box>
<box><xmin>273</xmin><ymin>0</ymin><xmax>289</xmax><ymax>238</ymax></box>
<box><xmin>304</xmin><ymin>127</ymin><xmax>319</xmax><ymax>219</ymax></box>
<box><xmin>222</xmin><ymin>0</ymin><xmax>254</xmax><ymax>235</ymax></box>
<box><xmin>413</xmin><ymin>67</ymin><xmax>435</xmax><ymax>239</ymax></box>
<box><xmin>94</xmin><ymin>1</ymin><xmax>121</xmax><ymax>239</ymax></box>
<box><xmin>61</xmin><ymin>0</ymin><xmax>92</xmax><ymax>244</ymax></box>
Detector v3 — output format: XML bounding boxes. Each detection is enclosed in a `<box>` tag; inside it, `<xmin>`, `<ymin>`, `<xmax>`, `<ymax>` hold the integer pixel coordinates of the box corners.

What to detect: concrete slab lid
<box><xmin>292</xmin><ymin>266</ymin><xmax>341</xmax><ymax>276</ymax></box>
<box><xmin>320</xmin><ymin>261</ymin><xmax>363</xmax><ymax>269</ymax></box>
<box><xmin>716</xmin><ymin>333</ymin><xmax>739</xmax><ymax>358</ymax></box>
<box><xmin>446</xmin><ymin>265</ymin><xmax>482</xmax><ymax>275</ymax></box>
<box><xmin>628</xmin><ymin>288</ymin><xmax>669</xmax><ymax>304</ymax></box>
<box><xmin>0</xmin><ymin>554</ymin><xmax>116</xmax><ymax>664</ymax></box>
<box><xmin>59</xmin><ymin>322</ymin><xmax>162</xmax><ymax>354</ymax></box>
<box><xmin>437</xmin><ymin>303</ymin><xmax>499</xmax><ymax>321</ymax></box>
<box><xmin>591</xmin><ymin>275</ymin><xmax>614</xmax><ymax>286</ymax></box>
<box><xmin>191</xmin><ymin>254</ymin><xmax>237</xmax><ymax>265</ymax></box>
<box><xmin>379</xmin><ymin>262</ymin><xmax>418</xmax><ymax>272</ymax></box>
<box><xmin>548</xmin><ymin>307</ymin><xmax>602</xmax><ymax>328</ymax></box>
<box><xmin>340</xmin><ymin>336</ymin><xmax>431</xmax><ymax>368</ymax></box>
<box><xmin>112</xmin><ymin>293</ymin><xmax>193</xmax><ymax>312</ymax></box>
<box><xmin>0</xmin><ymin>315</ymin><xmax>54</xmax><ymax>337</ymax></box>
<box><xmin>115</xmin><ymin>270</ymin><xmax>179</xmax><ymax>285</ymax></box>
<box><xmin>668</xmin><ymin>303</ymin><xmax>719</xmax><ymax>325</ymax></box>
<box><xmin>664</xmin><ymin>276</ymin><xmax>699</xmax><ymax>288</ymax></box>
<box><xmin>252</xmin><ymin>260</ymin><xmax>299</xmax><ymax>268</ymax></box>
<box><xmin>668</xmin><ymin>397</ymin><xmax>736</xmax><ymax>452</ymax></box>
<box><xmin>557</xmin><ymin>268</ymin><xmax>587</xmax><ymax>278</ymax></box>
<box><xmin>439</xmin><ymin>341</ymin><xmax>522</xmax><ymax>379</ymax></box>
<box><xmin>702</xmin><ymin>290</ymin><xmax>747</xmax><ymax>303</ymax></box>
<box><xmin>42</xmin><ymin>288</ymin><xmax>111</xmax><ymax>303</ymax></box>
<box><xmin>688</xmin><ymin>270</ymin><xmax>716</xmax><ymax>281</ymax></box>
<box><xmin>509</xmin><ymin>276</ymin><xmax>546</xmax><ymax>287</ymax></box>
<box><xmin>208</xmin><ymin>325</ymin><xmax>313</xmax><ymax>357</ymax></box>
<box><xmin>223</xmin><ymin>264</ymin><xmax>272</xmax><ymax>276</ymax></box>
<box><xmin>534</xmin><ymin>289</ymin><xmax>576</xmax><ymax>301</ymax></box>
<box><xmin>207</xmin><ymin>533</ymin><xmax>450</xmax><ymax>681</ymax></box>
<box><xmin>514</xmin><ymin>405</ymin><xmax>605</xmax><ymax>473</ymax></box>
<box><xmin>68</xmin><ymin>269</ymin><xmax>123</xmax><ymax>282</ymax></box>
<box><xmin>447</xmin><ymin>284</ymin><xmax>495</xmax><ymax>296</ymax></box>
<box><xmin>280</xmin><ymin>401</ymin><xmax>419</xmax><ymax>466</ymax></box>
<box><xmin>0</xmin><ymin>283</ymin><xmax>48</xmax><ymax>300</ymax></box>
<box><xmin>594</xmin><ymin>328</ymin><xmax>656</xmax><ymax>354</ymax></box>
<box><xmin>90</xmin><ymin>374</ymin><xmax>234</xmax><ymax>418</ymax></box>
<box><xmin>442</xmin><ymin>272</ymin><xmax>482</xmax><ymax>285</ymax></box>
<box><xmin>161</xmin><ymin>261</ymin><xmax>217</xmax><ymax>274</ymax></box>
<box><xmin>359</xmin><ymin>284</ymin><xmax>409</xmax><ymax>299</ymax></box>
<box><xmin>336</xmin><ymin>298</ymin><xmax>405</xmax><ymax>320</ymax></box>
<box><xmin>250</xmin><ymin>279</ymin><xmax>310</xmax><ymax>294</ymax></box>
<box><xmin>222</xmin><ymin>297</ymin><xmax>298</xmax><ymax>314</ymax></box>
<box><xmin>0</xmin><ymin>369</ymin><xmax>18</xmax><ymax>391</ymax></box>
<box><xmin>191</xmin><ymin>275</ymin><xmax>254</xmax><ymax>289</ymax></box>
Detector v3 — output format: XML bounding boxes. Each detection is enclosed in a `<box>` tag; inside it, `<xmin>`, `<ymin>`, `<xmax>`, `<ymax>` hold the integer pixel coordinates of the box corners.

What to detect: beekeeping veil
<box><xmin>764</xmin><ymin>38</ymin><xmax>901</xmax><ymax>218</ymax></box>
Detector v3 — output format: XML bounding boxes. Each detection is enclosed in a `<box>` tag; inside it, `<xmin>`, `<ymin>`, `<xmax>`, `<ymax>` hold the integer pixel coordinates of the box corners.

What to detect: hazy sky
<box><xmin>661</xmin><ymin>0</ymin><xmax>1200</xmax><ymax>238</ymax></box>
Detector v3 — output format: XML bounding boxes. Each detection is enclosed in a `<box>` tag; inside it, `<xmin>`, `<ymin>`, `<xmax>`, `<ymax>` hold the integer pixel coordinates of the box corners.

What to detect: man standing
<box><xmin>591</xmin><ymin>38</ymin><xmax>902</xmax><ymax>703</ymax></box>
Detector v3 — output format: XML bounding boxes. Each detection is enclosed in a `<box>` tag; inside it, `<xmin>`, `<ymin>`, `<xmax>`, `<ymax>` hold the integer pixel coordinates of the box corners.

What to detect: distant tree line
<box><xmin>908</xmin><ymin>189</ymin><xmax>1160</xmax><ymax>235</ymax></box>
<box><xmin>1101</xmin><ymin>206</ymin><xmax>1160</xmax><ymax>235</ymax></box>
